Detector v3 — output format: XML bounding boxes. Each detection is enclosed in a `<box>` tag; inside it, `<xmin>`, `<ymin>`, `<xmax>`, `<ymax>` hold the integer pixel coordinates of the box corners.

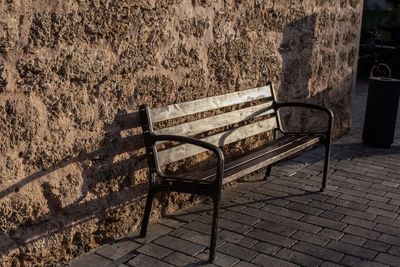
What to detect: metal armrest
<box><xmin>275</xmin><ymin>102</ymin><xmax>334</xmax><ymax>140</ymax></box>
<box><xmin>151</xmin><ymin>133</ymin><xmax>225</xmax><ymax>183</ymax></box>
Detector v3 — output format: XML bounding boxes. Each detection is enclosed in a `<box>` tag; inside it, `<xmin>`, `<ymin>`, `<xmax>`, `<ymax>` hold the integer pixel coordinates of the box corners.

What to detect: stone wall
<box><xmin>0</xmin><ymin>0</ymin><xmax>362</xmax><ymax>266</ymax></box>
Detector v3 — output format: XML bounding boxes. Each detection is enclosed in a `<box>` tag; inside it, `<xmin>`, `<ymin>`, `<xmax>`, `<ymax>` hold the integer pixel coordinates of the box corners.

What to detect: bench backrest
<box><xmin>140</xmin><ymin>83</ymin><xmax>280</xmax><ymax>168</ymax></box>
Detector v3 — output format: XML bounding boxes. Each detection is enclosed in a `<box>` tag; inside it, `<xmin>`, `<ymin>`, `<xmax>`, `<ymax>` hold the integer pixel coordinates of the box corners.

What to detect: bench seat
<box><xmin>161</xmin><ymin>134</ymin><xmax>322</xmax><ymax>187</ymax></box>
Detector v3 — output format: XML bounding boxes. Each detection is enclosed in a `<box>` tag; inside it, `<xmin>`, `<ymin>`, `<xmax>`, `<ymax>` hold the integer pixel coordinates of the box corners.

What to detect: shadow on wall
<box><xmin>279</xmin><ymin>14</ymin><xmax>317</xmax><ymax>101</ymax></box>
<box><xmin>277</xmin><ymin>14</ymin><xmax>330</xmax><ymax>134</ymax></box>
<box><xmin>0</xmin><ymin>113</ymin><xmax>156</xmax><ymax>256</ymax></box>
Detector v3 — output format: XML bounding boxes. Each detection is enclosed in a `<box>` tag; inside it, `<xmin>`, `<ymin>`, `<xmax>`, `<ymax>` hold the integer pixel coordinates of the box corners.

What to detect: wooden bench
<box><xmin>139</xmin><ymin>83</ymin><xmax>333</xmax><ymax>262</ymax></box>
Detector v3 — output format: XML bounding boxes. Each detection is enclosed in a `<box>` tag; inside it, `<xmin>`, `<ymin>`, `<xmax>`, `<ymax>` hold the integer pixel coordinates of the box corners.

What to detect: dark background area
<box><xmin>358</xmin><ymin>0</ymin><xmax>400</xmax><ymax>78</ymax></box>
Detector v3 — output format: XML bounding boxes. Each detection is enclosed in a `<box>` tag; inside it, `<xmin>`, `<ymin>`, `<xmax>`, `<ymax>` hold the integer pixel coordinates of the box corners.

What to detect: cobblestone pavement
<box><xmin>68</xmin><ymin>81</ymin><xmax>400</xmax><ymax>267</ymax></box>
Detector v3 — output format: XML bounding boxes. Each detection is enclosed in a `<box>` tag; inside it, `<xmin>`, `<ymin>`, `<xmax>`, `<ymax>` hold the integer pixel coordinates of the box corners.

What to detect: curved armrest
<box><xmin>151</xmin><ymin>133</ymin><xmax>225</xmax><ymax>183</ymax></box>
<box><xmin>275</xmin><ymin>102</ymin><xmax>334</xmax><ymax>138</ymax></box>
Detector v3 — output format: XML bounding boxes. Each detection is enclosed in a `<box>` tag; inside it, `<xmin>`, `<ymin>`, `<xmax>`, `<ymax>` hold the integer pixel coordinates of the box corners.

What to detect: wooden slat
<box><xmin>222</xmin><ymin>135</ymin><xmax>321</xmax><ymax>185</ymax></box>
<box><xmin>155</xmin><ymin>102</ymin><xmax>275</xmax><ymax>138</ymax></box>
<box><xmin>150</xmin><ymin>85</ymin><xmax>272</xmax><ymax>123</ymax></box>
<box><xmin>157</xmin><ymin>117</ymin><xmax>278</xmax><ymax>166</ymax></box>
<box><xmin>173</xmin><ymin>135</ymin><xmax>321</xmax><ymax>184</ymax></box>
<box><xmin>184</xmin><ymin>135</ymin><xmax>308</xmax><ymax>181</ymax></box>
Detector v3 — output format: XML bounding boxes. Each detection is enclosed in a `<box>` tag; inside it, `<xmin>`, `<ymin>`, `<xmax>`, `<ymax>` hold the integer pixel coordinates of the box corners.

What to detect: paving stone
<box><xmin>220</xmin><ymin>189</ymin><xmax>243</xmax><ymax>202</ymax></box>
<box><xmin>254</xmin><ymin>220</ymin><xmax>296</xmax><ymax>237</ymax></box>
<box><xmin>183</xmin><ymin>221</ymin><xmax>212</xmax><ymax>235</ymax></box>
<box><xmin>343</xmin><ymin>225</ymin><xmax>380</xmax><ymax>240</ymax></box>
<box><xmin>352</xmin><ymin>185</ymin><xmax>387</xmax><ymax>197</ymax></box>
<box><xmin>247</xmin><ymin>229</ymin><xmax>297</xmax><ymax>248</ymax></box>
<box><xmin>340</xmin><ymin>234</ymin><xmax>367</xmax><ymax>246</ymax></box>
<box><xmin>251</xmin><ymin>242</ymin><xmax>281</xmax><ymax>255</ymax></box>
<box><xmin>374</xmin><ymin>215</ymin><xmax>400</xmax><ymax>228</ymax></box>
<box><xmin>70</xmin><ymin>253</ymin><xmax>112</xmax><ymax>267</ymax></box>
<box><xmin>340</xmin><ymin>255</ymin><xmax>389</xmax><ymax>267</ymax></box>
<box><xmin>137</xmin><ymin>243</ymin><xmax>173</xmax><ymax>259</ymax></box>
<box><xmin>386</xmin><ymin>192</ymin><xmax>400</xmax><ymax>200</ymax></box>
<box><xmin>326</xmin><ymin>197</ymin><xmax>367</xmax><ymax>211</ymax></box>
<box><xmin>131</xmin><ymin>223</ymin><xmax>173</xmax><ymax>244</ymax></box>
<box><xmin>275</xmin><ymin>248</ymin><xmax>323</xmax><ymax>266</ymax></box>
<box><xmin>378</xmin><ymin>234</ymin><xmax>400</xmax><ymax>246</ymax></box>
<box><xmin>320</xmin><ymin>262</ymin><xmax>344</xmax><ymax>267</ymax></box>
<box><xmin>337</xmin><ymin>193</ymin><xmax>369</xmax><ymax>205</ymax></box>
<box><xmin>340</xmin><ymin>215</ymin><xmax>376</xmax><ymax>230</ymax></box>
<box><xmin>234</xmin><ymin>261</ymin><xmax>260</xmax><ymax>267</ymax></box>
<box><xmin>382</xmin><ymin>181</ymin><xmax>400</xmax><ymax>188</ymax></box>
<box><xmin>194</xmin><ymin>213</ymin><xmax>215</xmax><ymax>224</ymax></box>
<box><xmin>180</xmin><ymin>229</ymin><xmax>220</xmax><ymax>247</ymax></box>
<box><xmin>374</xmin><ymin>223</ymin><xmax>400</xmax><ymax>238</ymax></box>
<box><xmin>286</xmin><ymin>202</ymin><xmax>323</xmax><ymax>216</ymax></box>
<box><xmin>95</xmin><ymin>240</ymin><xmax>141</xmax><ymax>261</ymax></box>
<box><xmin>158</xmin><ymin>217</ymin><xmax>186</xmax><ymax>229</ymax></box>
<box><xmin>251</xmin><ymin>253</ymin><xmax>299</xmax><ymax>267</ymax></box>
<box><xmin>240</xmin><ymin>207</ymin><xmax>285</xmax><ymax>224</ymax></box>
<box><xmin>281</xmin><ymin>218</ymin><xmax>321</xmax><ymax>234</ymax></box>
<box><xmin>363</xmin><ymin>240</ymin><xmax>391</xmax><ymax>253</ymax></box>
<box><xmin>292</xmin><ymin>241</ymin><xmax>344</xmax><ymax>263</ymax></box>
<box><xmin>218</xmin><ymin>218</ymin><xmax>253</xmax><ymax>235</ymax></box>
<box><xmin>196</xmin><ymin>251</ymin><xmax>238</xmax><ymax>267</ymax></box>
<box><xmin>126</xmin><ymin>254</ymin><xmax>174</xmax><ymax>267</ymax></box>
<box><xmin>261</xmin><ymin>204</ymin><xmax>305</xmax><ymax>220</ymax></box>
<box><xmin>163</xmin><ymin>252</ymin><xmax>201</xmax><ymax>266</ymax></box>
<box><xmin>291</xmin><ymin>231</ymin><xmax>330</xmax><ymax>246</ymax></box>
<box><xmin>264</xmin><ymin>198</ymin><xmax>290</xmax><ymax>207</ymax></box>
<box><xmin>373</xmin><ymin>184</ymin><xmax>400</xmax><ymax>195</ymax></box>
<box><xmin>219</xmin><ymin>230</ymin><xmax>258</xmax><ymax>248</ymax></box>
<box><xmin>217</xmin><ymin>243</ymin><xmax>258</xmax><ymax>261</ymax></box>
<box><xmin>375</xmin><ymin>253</ymin><xmax>400</xmax><ymax>266</ymax></box>
<box><xmin>333</xmin><ymin>206</ymin><xmax>377</xmax><ymax>221</ymax></box>
<box><xmin>308</xmin><ymin>200</ymin><xmax>336</xmax><ymax>211</ymax></box>
<box><xmin>319</xmin><ymin>210</ymin><xmax>345</xmax><ymax>221</ymax></box>
<box><xmin>388</xmin><ymin>245</ymin><xmax>400</xmax><ymax>255</ymax></box>
<box><xmin>285</xmin><ymin>195</ymin><xmax>312</xmax><ymax>205</ymax></box>
<box><xmin>365</xmin><ymin>194</ymin><xmax>390</xmax><ymax>203</ymax></box>
<box><xmin>300</xmin><ymin>215</ymin><xmax>347</xmax><ymax>231</ymax></box>
<box><xmin>174</xmin><ymin>212</ymin><xmax>207</xmax><ymax>223</ymax></box>
<box><xmin>366</xmin><ymin>207</ymin><xmax>398</xmax><ymax>219</ymax></box>
<box><xmin>220</xmin><ymin>210</ymin><xmax>259</xmax><ymax>225</ymax></box>
<box><xmin>319</xmin><ymin>228</ymin><xmax>344</xmax><ymax>240</ymax></box>
<box><xmin>154</xmin><ymin>236</ymin><xmax>205</xmax><ymax>256</ymax></box>
<box><xmin>326</xmin><ymin>240</ymin><xmax>377</xmax><ymax>260</ymax></box>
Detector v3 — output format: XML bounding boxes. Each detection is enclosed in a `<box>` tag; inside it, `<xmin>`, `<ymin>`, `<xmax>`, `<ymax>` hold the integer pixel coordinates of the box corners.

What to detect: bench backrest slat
<box><xmin>157</xmin><ymin>117</ymin><xmax>278</xmax><ymax>166</ymax></box>
<box><xmin>154</xmin><ymin>101</ymin><xmax>274</xmax><ymax>139</ymax></box>
<box><xmin>150</xmin><ymin>85</ymin><xmax>272</xmax><ymax>123</ymax></box>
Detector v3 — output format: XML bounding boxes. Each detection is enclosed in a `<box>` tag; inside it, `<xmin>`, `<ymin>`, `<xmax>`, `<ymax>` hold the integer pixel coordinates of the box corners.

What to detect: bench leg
<box><xmin>264</xmin><ymin>165</ymin><xmax>272</xmax><ymax>180</ymax></box>
<box><xmin>321</xmin><ymin>142</ymin><xmax>331</xmax><ymax>192</ymax></box>
<box><xmin>140</xmin><ymin>188</ymin><xmax>157</xmax><ymax>237</ymax></box>
<box><xmin>209</xmin><ymin>193</ymin><xmax>221</xmax><ymax>263</ymax></box>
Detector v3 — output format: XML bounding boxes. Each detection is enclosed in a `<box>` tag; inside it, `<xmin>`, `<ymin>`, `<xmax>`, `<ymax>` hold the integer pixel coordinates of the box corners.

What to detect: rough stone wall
<box><xmin>0</xmin><ymin>0</ymin><xmax>362</xmax><ymax>266</ymax></box>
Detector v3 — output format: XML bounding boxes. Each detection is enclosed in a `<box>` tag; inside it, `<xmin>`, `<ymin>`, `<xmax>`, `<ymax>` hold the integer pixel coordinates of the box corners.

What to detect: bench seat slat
<box><xmin>184</xmin><ymin>135</ymin><xmax>302</xmax><ymax>181</ymax></box>
<box><xmin>222</xmin><ymin>135</ymin><xmax>321</xmax><ymax>185</ymax></box>
<box><xmin>155</xmin><ymin>102</ymin><xmax>274</xmax><ymax>138</ymax></box>
<box><xmin>150</xmin><ymin>85</ymin><xmax>272</xmax><ymax>123</ymax></box>
<box><xmin>163</xmin><ymin>135</ymin><xmax>321</xmax><ymax>185</ymax></box>
<box><xmin>157</xmin><ymin>117</ymin><xmax>278</xmax><ymax>166</ymax></box>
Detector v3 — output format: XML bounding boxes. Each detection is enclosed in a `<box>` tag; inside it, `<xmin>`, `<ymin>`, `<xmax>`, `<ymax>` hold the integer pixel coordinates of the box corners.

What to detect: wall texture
<box><xmin>0</xmin><ymin>0</ymin><xmax>362</xmax><ymax>266</ymax></box>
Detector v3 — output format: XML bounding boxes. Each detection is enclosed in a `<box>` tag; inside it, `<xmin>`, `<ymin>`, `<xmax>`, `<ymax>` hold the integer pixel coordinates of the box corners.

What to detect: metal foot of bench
<box><xmin>140</xmin><ymin>189</ymin><xmax>156</xmax><ymax>237</ymax></box>
<box><xmin>264</xmin><ymin>165</ymin><xmax>272</xmax><ymax>180</ymax></box>
<box><xmin>209</xmin><ymin>194</ymin><xmax>221</xmax><ymax>263</ymax></box>
<box><xmin>321</xmin><ymin>142</ymin><xmax>331</xmax><ymax>192</ymax></box>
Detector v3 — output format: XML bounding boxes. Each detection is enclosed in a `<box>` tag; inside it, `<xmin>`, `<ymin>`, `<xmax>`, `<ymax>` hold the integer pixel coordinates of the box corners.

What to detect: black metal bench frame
<box><xmin>138</xmin><ymin>83</ymin><xmax>333</xmax><ymax>263</ymax></box>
